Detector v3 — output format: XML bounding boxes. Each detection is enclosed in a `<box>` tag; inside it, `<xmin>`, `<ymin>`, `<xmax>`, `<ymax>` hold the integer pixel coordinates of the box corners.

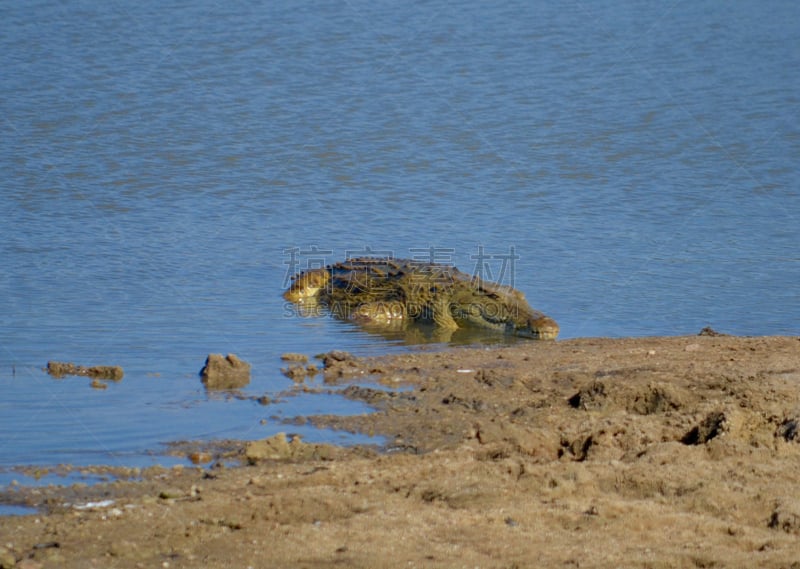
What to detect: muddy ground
<box><xmin>3</xmin><ymin>334</ymin><xmax>800</xmax><ymax>568</ymax></box>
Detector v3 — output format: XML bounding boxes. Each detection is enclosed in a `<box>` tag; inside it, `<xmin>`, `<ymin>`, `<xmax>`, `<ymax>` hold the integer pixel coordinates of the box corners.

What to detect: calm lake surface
<box><xmin>1</xmin><ymin>1</ymin><xmax>798</xmax><ymax>470</ymax></box>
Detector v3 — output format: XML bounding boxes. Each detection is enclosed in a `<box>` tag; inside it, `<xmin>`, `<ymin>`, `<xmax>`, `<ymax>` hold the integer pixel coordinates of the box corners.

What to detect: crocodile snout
<box><xmin>525</xmin><ymin>315</ymin><xmax>559</xmax><ymax>340</ymax></box>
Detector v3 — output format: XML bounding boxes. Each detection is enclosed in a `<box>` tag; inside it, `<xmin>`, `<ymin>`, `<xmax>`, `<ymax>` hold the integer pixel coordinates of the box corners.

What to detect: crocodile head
<box><xmin>449</xmin><ymin>285</ymin><xmax>559</xmax><ymax>340</ymax></box>
<box><xmin>512</xmin><ymin>313</ymin><xmax>560</xmax><ymax>340</ymax></box>
<box><xmin>283</xmin><ymin>269</ymin><xmax>331</xmax><ymax>302</ymax></box>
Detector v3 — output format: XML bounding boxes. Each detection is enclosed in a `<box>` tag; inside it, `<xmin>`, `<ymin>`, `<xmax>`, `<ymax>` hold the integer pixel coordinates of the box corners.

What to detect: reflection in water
<box><xmin>299</xmin><ymin>306</ymin><xmax>529</xmax><ymax>347</ymax></box>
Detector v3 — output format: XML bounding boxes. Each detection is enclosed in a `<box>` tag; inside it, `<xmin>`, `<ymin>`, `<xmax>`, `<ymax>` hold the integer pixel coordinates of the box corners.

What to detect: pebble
<box><xmin>188</xmin><ymin>452</ymin><xmax>213</xmax><ymax>465</ymax></box>
<box><xmin>0</xmin><ymin>546</ymin><xmax>16</xmax><ymax>569</ymax></box>
<box><xmin>158</xmin><ymin>489</ymin><xmax>183</xmax><ymax>500</ymax></box>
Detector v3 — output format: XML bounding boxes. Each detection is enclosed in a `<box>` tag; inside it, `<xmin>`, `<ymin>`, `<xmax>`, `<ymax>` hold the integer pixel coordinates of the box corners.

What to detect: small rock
<box><xmin>684</xmin><ymin>343</ymin><xmax>700</xmax><ymax>352</ymax></box>
<box><xmin>84</xmin><ymin>365</ymin><xmax>124</xmax><ymax>380</ymax></box>
<box><xmin>244</xmin><ymin>432</ymin><xmax>335</xmax><ymax>463</ymax></box>
<box><xmin>46</xmin><ymin>361</ymin><xmax>123</xmax><ymax>380</ymax></box>
<box><xmin>316</xmin><ymin>350</ymin><xmax>353</xmax><ymax>368</ymax></box>
<box><xmin>108</xmin><ymin>540</ymin><xmax>138</xmax><ymax>559</ymax></box>
<box><xmin>245</xmin><ymin>433</ymin><xmax>292</xmax><ymax>462</ymax></box>
<box><xmin>698</xmin><ymin>326</ymin><xmax>727</xmax><ymax>336</ymax></box>
<box><xmin>188</xmin><ymin>452</ymin><xmax>213</xmax><ymax>465</ymax></box>
<box><xmin>200</xmin><ymin>354</ymin><xmax>251</xmax><ymax>390</ymax></box>
<box><xmin>158</xmin><ymin>489</ymin><xmax>183</xmax><ymax>500</ymax></box>
<box><xmin>281</xmin><ymin>365</ymin><xmax>307</xmax><ymax>382</ymax></box>
<box><xmin>0</xmin><ymin>546</ymin><xmax>16</xmax><ymax>569</ymax></box>
<box><xmin>769</xmin><ymin>498</ymin><xmax>800</xmax><ymax>533</ymax></box>
<box><xmin>280</xmin><ymin>353</ymin><xmax>308</xmax><ymax>363</ymax></box>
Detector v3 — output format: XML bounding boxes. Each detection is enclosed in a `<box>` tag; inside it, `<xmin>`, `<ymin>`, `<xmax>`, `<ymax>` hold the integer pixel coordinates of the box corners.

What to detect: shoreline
<box><xmin>2</xmin><ymin>334</ymin><xmax>800</xmax><ymax>568</ymax></box>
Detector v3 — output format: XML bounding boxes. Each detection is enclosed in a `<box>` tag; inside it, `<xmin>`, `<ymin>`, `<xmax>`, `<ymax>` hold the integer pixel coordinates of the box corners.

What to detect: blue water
<box><xmin>1</xmin><ymin>1</ymin><xmax>798</xmax><ymax>470</ymax></box>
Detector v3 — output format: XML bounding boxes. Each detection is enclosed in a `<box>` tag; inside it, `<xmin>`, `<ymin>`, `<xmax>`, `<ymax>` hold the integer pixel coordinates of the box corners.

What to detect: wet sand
<box><xmin>3</xmin><ymin>334</ymin><xmax>800</xmax><ymax>568</ymax></box>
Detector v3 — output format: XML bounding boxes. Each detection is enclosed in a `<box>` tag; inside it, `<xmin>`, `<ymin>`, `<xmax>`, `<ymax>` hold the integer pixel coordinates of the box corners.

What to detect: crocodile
<box><xmin>283</xmin><ymin>257</ymin><xmax>559</xmax><ymax>340</ymax></box>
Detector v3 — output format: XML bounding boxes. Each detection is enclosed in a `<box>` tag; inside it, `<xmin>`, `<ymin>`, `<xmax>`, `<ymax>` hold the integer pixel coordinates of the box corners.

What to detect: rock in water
<box><xmin>200</xmin><ymin>353</ymin><xmax>251</xmax><ymax>390</ymax></box>
<box><xmin>46</xmin><ymin>361</ymin><xmax>124</xmax><ymax>380</ymax></box>
<box><xmin>244</xmin><ymin>432</ymin><xmax>338</xmax><ymax>463</ymax></box>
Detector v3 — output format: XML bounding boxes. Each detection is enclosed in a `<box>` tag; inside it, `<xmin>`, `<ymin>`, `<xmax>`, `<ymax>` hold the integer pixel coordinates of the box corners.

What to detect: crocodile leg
<box><xmin>429</xmin><ymin>297</ymin><xmax>459</xmax><ymax>330</ymax></box>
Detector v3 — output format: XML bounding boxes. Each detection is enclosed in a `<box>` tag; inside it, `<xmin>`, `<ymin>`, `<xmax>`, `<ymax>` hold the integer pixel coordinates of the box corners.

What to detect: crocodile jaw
<box><xmin>452</xmin><ymin>301</ymin><xmax>559</xmax><ymax>340</ymax></box>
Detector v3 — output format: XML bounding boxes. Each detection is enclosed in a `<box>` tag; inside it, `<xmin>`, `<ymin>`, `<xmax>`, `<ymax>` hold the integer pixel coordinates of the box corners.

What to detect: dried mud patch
<box><xmin>3</xmin><ymin>335</ymin><xmax>800</xmax><ymax>568</ymax></box>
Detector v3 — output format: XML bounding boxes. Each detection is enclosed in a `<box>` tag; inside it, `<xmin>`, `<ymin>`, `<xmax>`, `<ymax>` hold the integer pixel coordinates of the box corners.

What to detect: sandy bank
<box><xmin>2</xmin><ymin>335</ymin><xmax>800</xmax><ymax>568</ymax></box>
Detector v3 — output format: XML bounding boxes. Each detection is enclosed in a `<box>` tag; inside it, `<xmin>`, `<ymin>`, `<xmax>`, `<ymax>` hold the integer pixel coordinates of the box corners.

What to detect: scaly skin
<box><xmin>284</xmin><ymin>257</ymin><xmax>559</xmax><ymax>340</ymax></box>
